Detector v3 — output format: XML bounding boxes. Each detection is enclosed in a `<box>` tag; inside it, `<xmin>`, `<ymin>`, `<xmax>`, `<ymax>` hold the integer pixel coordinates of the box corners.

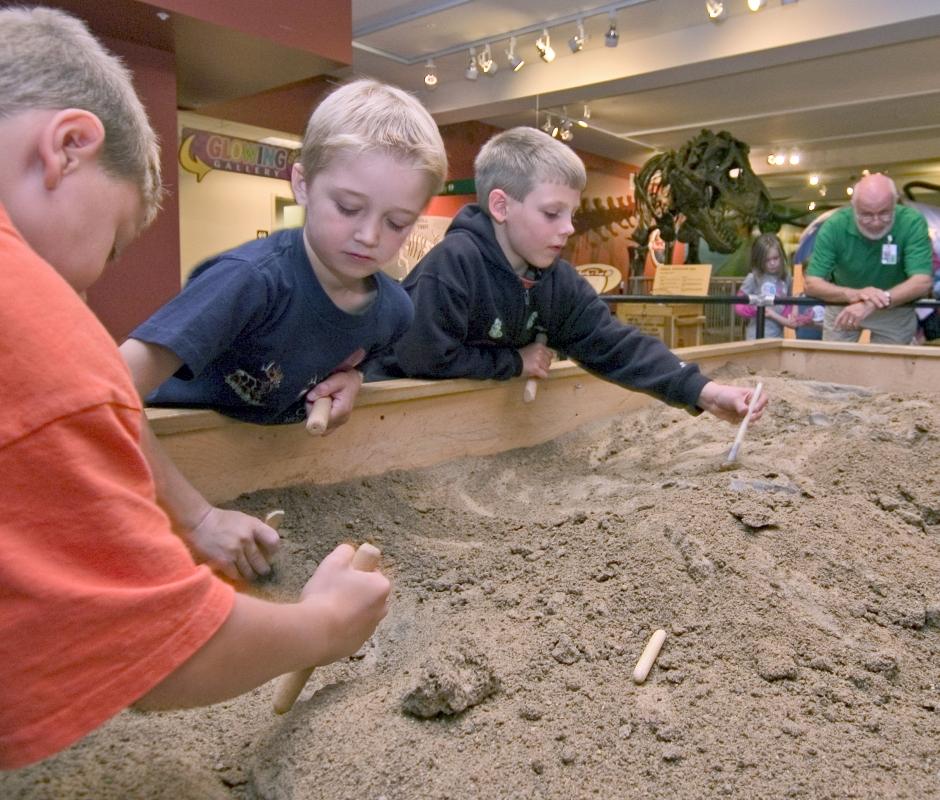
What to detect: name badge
<box><xmin>881</xmin><ymin>243</ymin><xmax>898</xmax><ymax>265</ymax></box>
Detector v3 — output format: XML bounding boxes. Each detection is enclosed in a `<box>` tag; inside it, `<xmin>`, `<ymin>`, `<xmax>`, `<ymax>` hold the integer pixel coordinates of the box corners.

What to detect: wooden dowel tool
<box><xmin>523</xmin><ymin>332</ymin><xmax>549</xmax><ymax>404</ymax></box>
<box><xmin>272</xmin><ymin>542</ymin><xmax>382</xmax><ymax>715</ymax></box>
<box><xmin>632</xmin><ymin>628</ymin><xmax>667</xmax><ymax>684</ymax></box>
<box><xmin>723</xmin><ymin>381</ymin><xmax>763</xmax><ymax>467</ymax></box>
<box><xmin>305</xmin><ymin>396</ymin><xmax>332</xmax><ymax>435</ymax></box>
<box><xmin>264</xmin><ymin>509</ymin><xmax>285</xmax><ymax>530</ymax></box>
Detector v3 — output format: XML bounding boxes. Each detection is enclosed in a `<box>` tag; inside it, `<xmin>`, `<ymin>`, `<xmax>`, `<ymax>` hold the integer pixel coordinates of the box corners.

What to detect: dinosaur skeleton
<box><xmin>629</xmin><ymin>129</ymin><xmax>778</xmax><ymax>276</ymax></box>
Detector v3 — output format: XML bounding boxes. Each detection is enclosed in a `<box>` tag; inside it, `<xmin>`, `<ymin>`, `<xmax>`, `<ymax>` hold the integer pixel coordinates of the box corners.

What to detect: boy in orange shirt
<box><xmin>0</xmin><ymin>6</ymin><xmax>390</xmax><ymax>769</ymax></box>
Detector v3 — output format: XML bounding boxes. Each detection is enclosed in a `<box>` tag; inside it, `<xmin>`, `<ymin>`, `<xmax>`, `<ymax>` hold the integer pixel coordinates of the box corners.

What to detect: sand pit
<box><xmin>5</xmin><ymin>369</ymin><xmax>940</xmax><ymax>799</ymax></box>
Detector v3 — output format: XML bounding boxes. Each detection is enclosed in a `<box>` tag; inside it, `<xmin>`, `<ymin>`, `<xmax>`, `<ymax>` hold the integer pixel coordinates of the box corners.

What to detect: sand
<box><xmin>5</xmin><ymin>370</ymin><xmax>940</xmax><ymax>800</ymax></box>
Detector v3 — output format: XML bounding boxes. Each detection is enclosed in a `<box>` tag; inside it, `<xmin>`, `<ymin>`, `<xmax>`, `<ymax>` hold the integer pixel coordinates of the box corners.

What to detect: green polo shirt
<box><xmin>806</xmin><ymin>205</ymin><xmax>932</xmax><ymax>289</ymax></box>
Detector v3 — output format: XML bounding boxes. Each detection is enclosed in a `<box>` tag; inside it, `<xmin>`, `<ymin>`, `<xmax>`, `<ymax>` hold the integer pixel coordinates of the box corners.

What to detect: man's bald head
<box><xmin>852</xmin><ymin>173</ymin><xmax>898</xmax><ymax>208</ymax></box>
<box><xmin>851</xmin><ymin>173</ymin><xmax>898</xmax><ymax>240</ymax></box>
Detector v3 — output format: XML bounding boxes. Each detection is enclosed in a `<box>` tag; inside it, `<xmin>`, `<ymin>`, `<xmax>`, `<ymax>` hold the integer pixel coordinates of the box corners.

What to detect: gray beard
<box><xmin>857</xmin><ymin>216</ymin><xmax>894</xmax><ymax>241</ymax></box>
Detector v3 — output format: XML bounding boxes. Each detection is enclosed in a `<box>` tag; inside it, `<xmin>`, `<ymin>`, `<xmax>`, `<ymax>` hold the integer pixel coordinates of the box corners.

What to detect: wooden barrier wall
<box><xmin>150</xmin><ymin>340</ymin><xmax>939</xmax><ymax>503</ymax></box>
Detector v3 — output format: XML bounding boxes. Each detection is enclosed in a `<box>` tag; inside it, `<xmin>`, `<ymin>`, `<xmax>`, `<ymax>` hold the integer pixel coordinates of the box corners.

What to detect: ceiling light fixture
<box><xmin>705</xmin><ymin>0</ymin><xmax>726</xmax><ymax>21</ymax></box>
<box><xmin>423</xmin><ymin>59</ymin><xmax>438</xmax><ymax>89</ymax></box>
<box><xmin>808</xmin><ymin>201</ymin><xmax>816</xmax><ymax>211</ymax></box>
<box><xmin>808</xmin><ymin>174</ymin><xmax>820</xmax><ymax>186</ymax></box>
<box><xmin>788</xmin><ymin>149</ymin><xmax>801</xmax><ymax>166</ymax></box>
<box><xmin>536</xmin><ymin>29</ymin><xmax>555</xmax><ymax>63</ymax></box>
<box><xmin>505</xmin><ymin>36</ymin><xmax>525</xmax><ymax>71</ymax></box>
<box><xmin>465</xmin><ymin>47</ymin><xmax>478</xmax><ymax>80</ymax></box>
<box><xmin>747</xmin><ymin>0</ymin><xmax>767</xmax><ymax>10</ymax></box>
<box><xmin>605</xmin><ymin>13</ymin><xmax>619</xmax><ymax>47</ymax></box>
<box><xmin>478</xmin><ymin>42</ymin><xmax>498</xmax><ymax>75</ymax></box>
<box><xmin>568</xmin><ymin>19</ymin><xmax>586</xmax><ymax>53</ymax></box>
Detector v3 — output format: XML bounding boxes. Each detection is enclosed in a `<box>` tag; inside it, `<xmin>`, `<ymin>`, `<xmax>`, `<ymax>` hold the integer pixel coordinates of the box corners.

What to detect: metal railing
<box><xmin>601</xmin><ymin>293</ymin><xmax>940</xmax><ymax>340</ymax></box>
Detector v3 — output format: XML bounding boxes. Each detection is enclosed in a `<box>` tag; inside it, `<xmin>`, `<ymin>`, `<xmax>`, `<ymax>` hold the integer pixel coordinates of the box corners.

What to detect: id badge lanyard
<box><xmin>882</xmin><ymin>234</ymin><xmax>898</xmax><ymax>265</ymax></box>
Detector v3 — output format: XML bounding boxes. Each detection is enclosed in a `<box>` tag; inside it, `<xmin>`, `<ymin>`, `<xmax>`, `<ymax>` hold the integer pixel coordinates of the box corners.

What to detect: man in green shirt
<box><xmin>804</xmin><ymin>173</ymin><xmax>932</xmax><ymax>344</ymax></box>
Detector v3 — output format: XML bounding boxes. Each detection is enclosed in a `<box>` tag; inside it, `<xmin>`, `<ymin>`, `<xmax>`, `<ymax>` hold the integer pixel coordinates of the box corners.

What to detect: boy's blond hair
<box><xmin>475</xmin><ymin>126</ymin><xmax>586</xmax><ymax>212</ymax></box>
<box><xmin>0</xmin><ymin>6</ymin><xmax>162</xmax><ymax>225</ymax></box>
<box><xmin>300</xmin><ymin>79</ymin><xmax>447</xmax><ymax>197</ymax></box>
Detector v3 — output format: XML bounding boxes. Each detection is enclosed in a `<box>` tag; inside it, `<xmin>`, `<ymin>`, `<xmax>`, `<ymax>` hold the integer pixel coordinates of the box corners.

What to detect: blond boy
<box><xmin>119</xmin><ymin>79</ymin><xmax>448</xmax><ymax>581</ymax></box>
<box><xmin>0</xmin><ymin>8</ymin><xmax>390</xmax><ymax>769</ymax></box>
<box><xmin>376</xmin><ymin>126</ymin><xmax>766</xmax><ymax>423</ymax></box>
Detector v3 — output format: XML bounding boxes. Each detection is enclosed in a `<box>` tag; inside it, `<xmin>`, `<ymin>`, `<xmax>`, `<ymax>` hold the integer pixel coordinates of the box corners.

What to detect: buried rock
<box><xmin>400</xmin><ymin>640</ymin><xmax>499</xmax><ymax>718</ymax></box>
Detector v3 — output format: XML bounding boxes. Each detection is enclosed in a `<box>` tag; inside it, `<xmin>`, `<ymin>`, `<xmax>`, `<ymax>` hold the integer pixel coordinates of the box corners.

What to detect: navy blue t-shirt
<box><xmin>130</xmin><ymin>228</ymin><xmax>413</xmax><ymax>424</ymax></box>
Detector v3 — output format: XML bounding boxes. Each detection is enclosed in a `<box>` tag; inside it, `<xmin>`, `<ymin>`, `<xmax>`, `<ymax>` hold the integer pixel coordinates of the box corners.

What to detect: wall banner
<box><xmin>179</xmin><ymin>127</ymin><xmax>299</xmax><ymax>182</ymax></box>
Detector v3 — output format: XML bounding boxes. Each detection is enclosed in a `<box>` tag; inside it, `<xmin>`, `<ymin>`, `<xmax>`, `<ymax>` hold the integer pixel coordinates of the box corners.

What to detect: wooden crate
<box><xmin>614</xmin><ymin>302</ymin><xmax>705</xmax><ymax>348</ymax></box>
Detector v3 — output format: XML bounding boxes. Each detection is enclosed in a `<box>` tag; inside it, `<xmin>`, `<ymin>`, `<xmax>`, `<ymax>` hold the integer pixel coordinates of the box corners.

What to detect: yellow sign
<box><xmin>652</xmin><ymin>263</ymin><xmax>712</xmax><ymax>296</ymax></box>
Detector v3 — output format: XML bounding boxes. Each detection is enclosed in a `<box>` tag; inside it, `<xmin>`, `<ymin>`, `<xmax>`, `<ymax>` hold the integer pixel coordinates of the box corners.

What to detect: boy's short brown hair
<box><xmin>0</xmin><ymin>6</ymin><xmax>162</xmax><ymax>225</ymax></box>
<box><xmin>474</xmin><ymin>126</ymin><xmax>586</xmax><ymax>212</ymax></box>
<box><xmin>300</xmin><ymin>79</ymin><xmax>448</xmax><ymax>199</ymax></box>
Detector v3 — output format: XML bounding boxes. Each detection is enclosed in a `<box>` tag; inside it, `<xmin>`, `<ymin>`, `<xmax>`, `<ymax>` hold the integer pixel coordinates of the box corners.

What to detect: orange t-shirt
<box><xmin>0</xmin><ymin>206</ymin><xmax>234</xmax><ymax>769</ymax></box>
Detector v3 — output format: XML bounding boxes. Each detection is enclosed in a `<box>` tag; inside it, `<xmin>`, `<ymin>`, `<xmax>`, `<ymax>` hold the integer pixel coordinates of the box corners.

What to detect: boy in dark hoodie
<box><xmin>374</xmin><ymin>126</ymin><xmax>765</xmax><ymax>423</ymax></box>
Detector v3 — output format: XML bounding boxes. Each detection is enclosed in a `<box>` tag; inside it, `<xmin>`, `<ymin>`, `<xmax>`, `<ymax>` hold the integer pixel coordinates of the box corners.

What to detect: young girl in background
<box><xmin>735</xmin><ymin>233</ymin><xmax>808</xmax><ymax>339</ymax></box>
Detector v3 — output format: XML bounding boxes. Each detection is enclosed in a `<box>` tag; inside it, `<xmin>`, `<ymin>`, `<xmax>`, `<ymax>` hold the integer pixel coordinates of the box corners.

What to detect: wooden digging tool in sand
<box><xmin>272</xmin><ymin>541</ymin><xmax>382</xmax><ymax>715</ymax></box>
<box><xmin>722</xmin><ymin>381</ymin><xmax>764</xmax><ymax>468</ymax></box>
<box><xmin>632</xmin><ymin>628</ymin><xmax>667</xmax><ymax>684</ymax></box>
<box><xmin>522</xmin><ymin>331</ymin><xmax>549</xmax><ymax>404</ymax></box>
<box><xmin>305</xmin><ymin>396</ymin><xmax>332</xmax><ymax>435</ymax></box>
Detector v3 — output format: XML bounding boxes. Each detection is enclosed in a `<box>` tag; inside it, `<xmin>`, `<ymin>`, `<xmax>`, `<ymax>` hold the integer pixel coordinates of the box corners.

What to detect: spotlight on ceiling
<box><xmin>788</xmin><ymin>149</ymin><xmax>801</xmax><ymax>166</ymax></box>
<box><xmin>808</xmin><ymin>174</ymin><xmax>820</xmax><ymax>186</ymax></box>
<box><xmin>568</xmin><ymin>19</ymin><xmax>585</xmax><ymax>53</ymax></box>
<box><xmin>423</xmin><ymin>59</ymin><xmax>438</xmax><ymax>89</ymax></box>
<box><xmin>705</xmin><ymin>0</ymin><xmax>726</xmax><ymax>21</ymax></box>
<box><xmin>465</xmin><ymin>47</ymin><xmax>478</xmax><ymax>81</ymax></box>
<box><xmin>605</xmin><ymin>14</ymin><xmax>619</xmax><ymax>47</ymax></box>
<box><xmin>747</xmin><ymin>0</ymin><xmax>767</xmax><ymax>10</ymax></box>
<box><xmin>577</xmin><ymin>104</ymin><xmax>591</xmax><ymax>127</ymax></box>
<box><xmin>505</xmin><ymin>36</ymin><xmax>525</xmax><ymax>71</ymax></box>
<box><xmin>536</xmin><ymin>29</ymin><xmax>556</xmax><ymax>63</ymax></box>
<box><xmin>478</xmin><ymin>42</ymin><xmax>498</xmax><ymax>75</ymax></box>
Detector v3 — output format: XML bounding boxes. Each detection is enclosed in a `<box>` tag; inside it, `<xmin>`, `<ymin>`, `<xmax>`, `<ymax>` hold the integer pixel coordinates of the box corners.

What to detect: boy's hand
<box><xmin>306</xmin><ymin>369</ymin><xmax>363</xmax><ymax>434</ymax></box>
<box><xmin>518</xmin><ymin>341</ymin><xmax>554</xmax><ymax>379</ymax></box>
<box><xmin>299</xmin><ymin>544</ymin><xmax>391</xmax><ymax>665</ymax></box>
<box><xmin>187</xmin><ymin>507</ymin><xmax>281</xmax><ymax>581</ymax></box>
<box><xmin>697</xmin><ymin>381</ymin><xmax>768</xmax><ymax>424</ymax></box>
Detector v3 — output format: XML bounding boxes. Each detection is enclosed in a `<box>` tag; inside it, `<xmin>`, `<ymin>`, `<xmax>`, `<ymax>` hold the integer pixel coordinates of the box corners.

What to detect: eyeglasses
<box><xmin>856</xmin><ymin>210</ymin><xmax>893</xmax><ymax>223</ymax></box>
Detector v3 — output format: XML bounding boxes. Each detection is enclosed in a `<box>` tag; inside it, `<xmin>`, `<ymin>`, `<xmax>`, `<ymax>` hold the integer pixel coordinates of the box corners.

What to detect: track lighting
<box><xmin>535</xmin><ymin>29</ymin><xmax>555</xmax><ymax>63</ymax></box>
<box><xmin>747</xmin><ymin>0</ymin><xmax>767</xmax><ymax>9</ymax></box>
<box><xmin>465</xmin><ymin>47</ymin><xmax>478</xmax><ymax>81</ymax></box>
<box><xmin>505</xmin><ymin>36</ymin><xmax>525</xmax><ymax>71</ymax></box>
<box><xmin>568</xmin><ymin>19</ymin><xmax>585</xmax><ymax>53</ymax></box>
<box><xmin>705</xmin><ymin>0</ymin><xmax>726</xmax><ymax>21</ymax></box>
<box><xmin>423</xmin><ymin>59</ymin><xmax>438</xmax><ymax>89</ymax></box>
<box><xmin>604</xmin><ymin>14</ymin><xmax>619</xmax><ymax>47</ymax></box>
<box><xmin>478</xmin><ymin>42</ymin><xmax>498</xmax><ymax>75</ymax></box>
<box><xmin>577</xmin><ymin>104</ymin><xmax>591</xmax><ymax>127</ymax></box>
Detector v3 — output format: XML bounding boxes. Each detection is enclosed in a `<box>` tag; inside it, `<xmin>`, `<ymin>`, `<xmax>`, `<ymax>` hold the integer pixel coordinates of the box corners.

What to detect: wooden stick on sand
<box><xmin>523</xmin><ymin>332</ymin><xmax>549</xmax><ymax>404</ymax></box>
<box><xmin>632</xmin><ymin>628</ymin><xmax>667</xmax><ymax>684</ymax></box>
<box><xmin>272</xmin><ymin>542</ymin><xmax>382</xmax><ymax>715</ymax></box>
<box><xmin>723</xmin><ymin>381</ymin><xmax>763</xmax><ymax>467</ymax></box>
<box><xmin>305</xmin><ymin>396</ymin><xmax>332</xmax><ymax>435</ymax></box>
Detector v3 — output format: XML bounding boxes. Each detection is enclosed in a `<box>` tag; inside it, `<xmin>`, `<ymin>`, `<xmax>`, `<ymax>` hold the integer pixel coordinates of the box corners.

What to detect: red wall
<box><xmin>85</xmin><ymin>36</ymin><xmax>182</xmax><ymax>342</ymax></box>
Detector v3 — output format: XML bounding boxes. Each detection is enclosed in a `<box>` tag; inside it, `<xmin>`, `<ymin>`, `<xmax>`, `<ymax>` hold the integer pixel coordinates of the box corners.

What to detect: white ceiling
<box><xmin>348</xmin><ymin>0</ymin><xmax>940</xmax><ymax>208</ymax></box>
